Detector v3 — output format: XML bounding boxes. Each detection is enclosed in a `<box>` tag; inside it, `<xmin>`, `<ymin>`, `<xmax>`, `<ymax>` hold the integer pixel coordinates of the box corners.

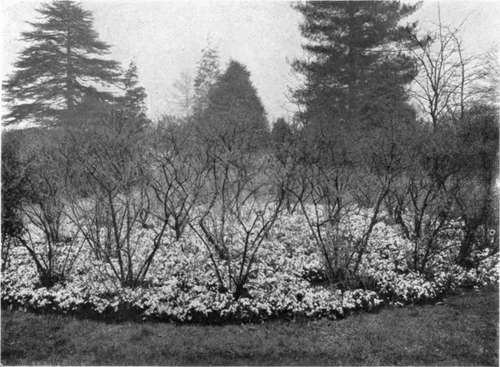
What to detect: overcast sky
<box><xmin>2</xmin><ymin>0</ymin><xmax>499</xmax><ymax>122</ymax></box>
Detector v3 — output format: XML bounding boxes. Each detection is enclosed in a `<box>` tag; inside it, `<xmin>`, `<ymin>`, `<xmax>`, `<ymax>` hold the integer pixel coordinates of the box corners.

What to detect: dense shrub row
<box><xmin>2</xmin><ymin>210</ymin><xmax>497</xmax><ymax>323</ymax></box>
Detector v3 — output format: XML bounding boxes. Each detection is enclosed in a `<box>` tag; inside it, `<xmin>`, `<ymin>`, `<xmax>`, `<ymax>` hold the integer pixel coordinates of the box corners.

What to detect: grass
<box><xmin>1</xmin><ymin>286</ymin><xmax>498</xmax><ymax>366</ymax></box>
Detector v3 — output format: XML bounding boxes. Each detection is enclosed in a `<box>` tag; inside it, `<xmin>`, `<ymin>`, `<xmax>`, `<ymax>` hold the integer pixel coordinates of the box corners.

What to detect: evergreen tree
<box><xmin>193</xmin><ymin>45</ymin><xmax>220</xmax><ymax>115</ymax></box>
<box><xmin>120</xmin><ymin>61</ymin><xmax>147</xmax><ymax>116</ymax></box>
<box><xmin>293</xmin><ymin>1</ymin><xmax>419</xmax><ymax>134</ymax></box>
<box><xmin>271</xmin><ymin>117</ymin><xmax>293</xmax><ymax>147</ymax></box>
<box><xmin>201</xmin><ymin>60</ymin><xmax>269</xmax><ymax>151</ymax></box>
<box><xmin>3</xmin><ymin>0</ymin><xmax>120</xmax><ymax>125</ymax></box>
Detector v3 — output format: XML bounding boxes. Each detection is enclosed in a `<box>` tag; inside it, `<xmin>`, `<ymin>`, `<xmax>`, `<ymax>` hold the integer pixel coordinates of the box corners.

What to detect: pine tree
<box><xmin>193</xmin><ymin>45</ymin><xmax>220</xmax><ymax>115</ymax></box>
<box><xmin>3</xmin><ymin>0</ymin><xmax>120</xmax><ymax>125</ymax></box>
<box><xmin>201</xmin><ymin>60</ymin><xmax>269</xmax><ymax>151</ymax></box>
<box><xmin>120</xmin><ymin>61</ymin><xmax>147</xmax><ymax>116</ymax></box>
<box><xmin>293</xmin><ymin>1</ymin><xmax>419</xmax><ymax>134</ymax></box>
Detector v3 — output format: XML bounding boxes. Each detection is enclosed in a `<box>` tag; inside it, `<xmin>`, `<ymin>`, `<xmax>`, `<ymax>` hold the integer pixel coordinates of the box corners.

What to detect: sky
<box><xmin>2</xmin><ymin>0</ymin><xmax>499</xmax><ymax>122</ymax></box>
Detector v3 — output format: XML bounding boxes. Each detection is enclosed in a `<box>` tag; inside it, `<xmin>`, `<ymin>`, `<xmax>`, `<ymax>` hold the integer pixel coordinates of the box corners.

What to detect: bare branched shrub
<box><xmin>148</xmin><ymin>126</ymin><xmax>209</xmax><ymax>241</ymax></box>
<box><xmin>386</xmin><ymin>125</ymin><xmax>460</xmax><ymax>273</ymax></box>
<box><xmin>405</xmin><ymin>15</ymin><xmax>499</xmax><ymax>269</ymax></box>
<box><xmin>1</xmin><ymin>131</ymin><xmax>27</xmax><ymax>271</ymax></box>
<box><xmin>451</xmin><ymin>106</ymin><xmax>499</xmax><ymax>265</ymax></box>
<box><xmin>271</xmin><ymin>120</ymin><xmax>310</xmax><ymax>214</ymax></box>
<box><xmin>286</xmin><ymin>116</ymin><xmax>410</xmax><ymax>288</ymax></box>
<box><xmin>14</xmin><ymin>132</ymin><xmax>81</xmax><ymax>287</ymax></box>
<box><xmin>63</xmin><ymin>112</ymin><xmax>170</xmax><ymax>288</ymax></box>
<box><xmin>285</xmin><ymin>125</ymin><xmax>359</xmax><ymax>288</ymax></box>
<box><xmin>350</xmin><ymin>118</ymin><xmax>410</xmax><ymax>275</ymax></box>
<box><xmin>190</xmin><ymin>142</ymin><xmax>284</xmax><ymax>299</ymax></box>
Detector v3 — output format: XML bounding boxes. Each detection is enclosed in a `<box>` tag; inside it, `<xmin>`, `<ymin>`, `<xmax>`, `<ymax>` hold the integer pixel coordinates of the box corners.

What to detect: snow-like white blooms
<box><xmin>1</xmin><ymin>208</ymin><xmax>497</xmax><ymax>322</ymax></box>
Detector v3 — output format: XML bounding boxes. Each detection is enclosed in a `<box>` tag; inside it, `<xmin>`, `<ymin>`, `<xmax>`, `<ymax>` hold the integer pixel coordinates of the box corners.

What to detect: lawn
<box><xmin>1</xmin><ymin>286</ymin><xmax>498</xmax><ymax>366</ymax></box>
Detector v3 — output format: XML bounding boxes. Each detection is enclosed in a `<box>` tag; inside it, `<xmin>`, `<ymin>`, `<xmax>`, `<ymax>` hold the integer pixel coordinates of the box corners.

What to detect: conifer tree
<box><xmin>202</xmin><ymin>60</ymin><xmax>269</xmax><ymax>151</ymax></box>
<box><xmin>120</xmin><ymin>61</ymin><xmax>147</xmax><ymax>116</ymax></box>
<box><xmin>193</xmin><ymin>45</ymin><xmax>220</xmax><ymax>115</ymax></box>
<box><xmin>3</xmin><ymin>0</ymin><xmax>120</xmax><ymax>125</ymax></box>
<box><xmin>293</xmin><ymin>1</ymin><xmax>419</xmax><ymax>134</ymax></box>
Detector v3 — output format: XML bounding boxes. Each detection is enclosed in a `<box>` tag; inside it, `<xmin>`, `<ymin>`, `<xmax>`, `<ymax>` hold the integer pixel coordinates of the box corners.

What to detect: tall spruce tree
<box><xmin>293</xmin><ymin>1</ymin><xmax>419</xmax><ymax>134</ymax></box>
<box><xmin>201</xmin><ymin>60</ymin><xmax>269</xmax><ymax>151</ymax></box>
<box><xmin>193</xmin><ymin>45</ymin><xmax>220</xmax><ymax>115</ymax></box>
<box><xmin>120</xmin><ymin>61</ymin><xmax>147</xmax><ymax>116</ymax></box>
<box><xmin>3</xmin><ymin>0</ymin><xmax>120</xmax><ymax>125</ymax></box>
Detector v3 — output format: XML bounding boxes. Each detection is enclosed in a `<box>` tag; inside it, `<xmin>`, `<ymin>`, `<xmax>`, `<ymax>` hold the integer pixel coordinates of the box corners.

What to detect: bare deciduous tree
<box><xmin>409</xmin><ymin>11</ymin><xmax>483</xmax><ymax>127</ymax></box>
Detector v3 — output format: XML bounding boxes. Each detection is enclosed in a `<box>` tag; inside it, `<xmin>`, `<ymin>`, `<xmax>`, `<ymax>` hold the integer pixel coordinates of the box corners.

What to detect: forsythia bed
<box><xmin>1</xmin><ymin>210</ymin><xmax>498</xmax><ymax>323</ymax></box>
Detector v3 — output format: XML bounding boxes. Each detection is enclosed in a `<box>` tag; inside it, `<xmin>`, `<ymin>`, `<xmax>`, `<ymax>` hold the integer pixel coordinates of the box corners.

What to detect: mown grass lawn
<box><xmin>1</xmin><ymin>286</ymin><xmax>498</xmax><ymax>366</ymax></box>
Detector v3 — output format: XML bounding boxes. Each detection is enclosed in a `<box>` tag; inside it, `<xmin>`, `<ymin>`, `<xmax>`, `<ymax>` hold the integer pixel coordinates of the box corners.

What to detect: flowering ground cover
<box><xmin>2</xmin><ymin>286</ymin><xmax>497</xmax><ymax>365</ymax></box>
<box><xmin>2</xmin><ymin>207</ymin><xmax>498</xmax><ymax>322</ymax></box>
<box><xmin>2</xmin><ymin>208</ymin><xmax>497</xmax><ymax>324</ymax></box>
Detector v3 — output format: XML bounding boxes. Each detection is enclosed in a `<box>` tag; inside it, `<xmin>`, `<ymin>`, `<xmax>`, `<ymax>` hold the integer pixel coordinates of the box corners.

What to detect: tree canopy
<box><xmin>119</xmin><ymin>61</ymin><xmax>148</xmax><ymax>116</ymax></box>
<box><xmin>3</xmin><ymin>0</ymin><xmax>120</xmax><ymax>126</ymax></box>
<box><xmin>193</xmin><ymin>45</ymin><xmax>221</xmax><ymax>116</ymax></box>
<box><xmin>293</xmin><ymin>1</ymin><xmax>419</xmax><ymax>135</ymax></box>
<box><xmin>200</xmin><ymin>60</ymin><xmax>269</xmax><ymax>151</ymax></box>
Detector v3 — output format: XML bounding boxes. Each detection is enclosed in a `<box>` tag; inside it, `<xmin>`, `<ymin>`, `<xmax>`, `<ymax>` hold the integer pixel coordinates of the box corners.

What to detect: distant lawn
<box><xmin>2</xmin><ymin>286</ymin><xmax>498</xmax><ymax>366</ymax></box>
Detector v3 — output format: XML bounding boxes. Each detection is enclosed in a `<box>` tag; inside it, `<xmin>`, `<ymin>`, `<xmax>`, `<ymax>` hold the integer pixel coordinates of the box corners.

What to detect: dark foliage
<box><xmin>3</xmin><ymin>0</ymin><xmax>120</xmax><ymax>125</ymax></box>
<box><xmin>293</xmin><ymin>1</ymin><xmax>419</xmax><ymax>135</ymax></box>
<box><xmin>118</xmin><ymin>61</ymin><xmax>148</xmax><ymax>117</ymax></box>
<box><xmin>197</xmin><ymin>60</ymin><xmax>270</xmax><ymax>152</ymax></box>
